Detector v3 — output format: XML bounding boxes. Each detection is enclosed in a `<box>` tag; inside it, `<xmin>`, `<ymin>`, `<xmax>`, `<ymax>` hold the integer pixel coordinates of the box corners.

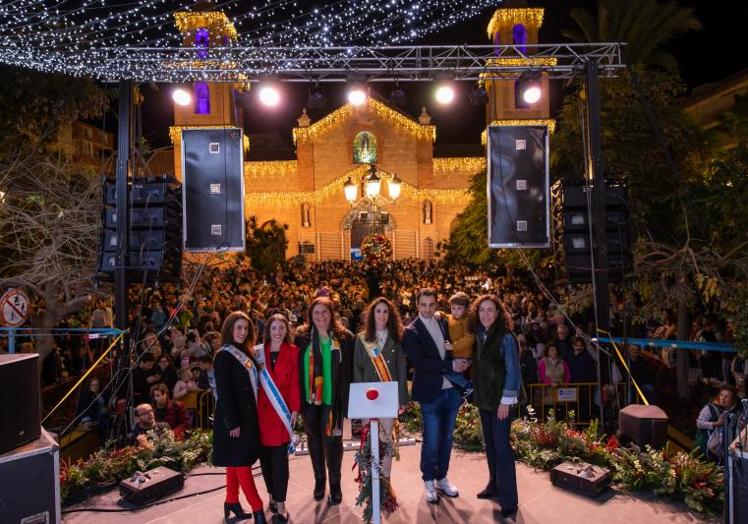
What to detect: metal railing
<box><xmin>516</xmin><ymin>382</ymin><xmax>600</xmax><ymax>425</ymax></box>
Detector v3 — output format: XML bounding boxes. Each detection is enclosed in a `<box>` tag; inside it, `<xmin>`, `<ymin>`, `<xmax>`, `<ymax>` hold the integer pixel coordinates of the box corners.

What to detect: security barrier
<box><xmin>196</xmin><ymin>389</ymin><xmax>215</xmax><ymax>429</ymax></box>
<box><xmin>515</xmin><ymin>382</ymin><xmax>599</xmax><ymax>425</ymax></box>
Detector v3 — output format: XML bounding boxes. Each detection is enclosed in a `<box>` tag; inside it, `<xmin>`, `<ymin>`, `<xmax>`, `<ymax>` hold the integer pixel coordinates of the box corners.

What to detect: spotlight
<box><xmin>172</xmin><ymin>88</ymin><xmax>192</xmax><ymax>106</ymax></box>
<box><xmin>469</xmin><ymin>84</ymin><xmax>488</xmax><ymax>106</ymax></box>
<box><xmin>307</xmin><ymin>85</ymin><xmax>327</xmax><ymax>110</ymax></box>
<box><xmin>258</xmin><ymin>83</ymin><xmax>281</xmax><ymax>107</ymax></box>
<box><xmin>435</xmin><ymin>84</ymin><xmax>455</xmax><ymax>105</ymax></box>
<box><xmin>516</xmin><ymin>74</ymin><xmax>542</xmax><ymax>107</ymax></box>
<box><xmin>347</xmin><ymin>83</ymin><xmax>368</xmax><ymax>106</ymax></box>
<box><xmin>389</xmin><ymin>84</ymin><xmax>406</xmax><ymax>107</ymax></box>
<box><xmin>522</xmin><ymin>81</ymin><xmax>542</xmax><ymax>104</ymax></box>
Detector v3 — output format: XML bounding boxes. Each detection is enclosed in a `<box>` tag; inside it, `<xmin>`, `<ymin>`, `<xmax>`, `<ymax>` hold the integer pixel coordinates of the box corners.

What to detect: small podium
<box><xmin>348</xmin><ymin>382</ymin><xmax>399</xmax><ymax>524</ymax></box>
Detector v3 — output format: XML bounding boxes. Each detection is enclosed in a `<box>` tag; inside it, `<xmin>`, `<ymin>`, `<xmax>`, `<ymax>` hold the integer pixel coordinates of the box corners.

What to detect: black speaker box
<box><xmin>181</xmin><ymin>128</ymin><xmax>246</xmax><ymax>252</ymax></box>
<box><xmin>0</xmin><ymin>354</ymin><xmax>41</xmax><ymax>453</ymax></box>
<box><xmin>618</xmin><ymin>404</ymin><xmax>668</xmax><ymax>449</ymax></box>
<box><xmin>486</xmin><ymin>125</ymin><xmax>550</xmax><ymax>248</ymax></box>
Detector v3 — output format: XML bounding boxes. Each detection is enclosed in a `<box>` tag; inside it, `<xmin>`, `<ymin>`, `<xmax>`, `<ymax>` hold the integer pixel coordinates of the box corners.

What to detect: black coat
<box><xmin>402</xmin><ymin>317</ymin><xmax>453</xmax><ymax>403</ymax></box>
<box><xmin>211</xmin><ymin>349</ymin><xmax>261</xmax><ymax>467</ymax></box>
<box><xmin>294</xmin><ymin>327</ymin><xmax>355</xmax><ymax>430</ymax></box>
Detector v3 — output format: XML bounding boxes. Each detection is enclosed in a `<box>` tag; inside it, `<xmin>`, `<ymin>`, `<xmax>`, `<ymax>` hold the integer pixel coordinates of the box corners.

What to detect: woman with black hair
<box><xmin>293</xmin><ymin>296</ymin><xmax>355</xmax><ymax>505</ymax></box>
<box><xmin>212</xmin><ymin>311</ymin><xmax>267</xmax><ymax>523</ymax></box>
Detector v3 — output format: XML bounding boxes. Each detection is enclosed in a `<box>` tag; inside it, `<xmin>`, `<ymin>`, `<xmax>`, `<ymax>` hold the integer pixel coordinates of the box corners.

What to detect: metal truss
<box><xmin>8</xmin><ymin>43</ymin><xmax>625</xmax><ymax>83</ymax></box>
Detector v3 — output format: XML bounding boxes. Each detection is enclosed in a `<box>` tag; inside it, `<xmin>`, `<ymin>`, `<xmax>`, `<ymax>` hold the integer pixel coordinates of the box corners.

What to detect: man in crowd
<box><xmin>132</xmin><ymin>353</ymin><xmax>160</xmax><ymax>406</ymax></box>
<box><xmin>403</xmin><ymin>288</ymin><xmax>469</xmax><ymax>504</ymax></box>
<box><xmin>196</xmin><ymin>354</ymin><xmax>216</xmax><ymax>397</ymax></box>
<box><xmin>567</xmin><ymin>336</ymin><xmax>597</xmax><ymax>420</ymax></box>
<box><xmin>554</xmin><ymin>324</ymin><xmax>574</xmax><ymax>361</ymax></box>
<box><xmin>151</xmin><ymin>383</ymin><xmax>190</xmax><ymax>440</ymax></box>
<box><xmin>127</xmin><ymin>403</ymin><xmax>170</xmax><ymax>449</ymax></box>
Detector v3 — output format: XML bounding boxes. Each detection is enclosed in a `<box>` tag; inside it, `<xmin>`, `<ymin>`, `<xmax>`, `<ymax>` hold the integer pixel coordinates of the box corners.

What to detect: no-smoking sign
<box><xmin>1</xmin><ymin>288</ymin><xmax>30</xmax><ymax>327</ymax></box>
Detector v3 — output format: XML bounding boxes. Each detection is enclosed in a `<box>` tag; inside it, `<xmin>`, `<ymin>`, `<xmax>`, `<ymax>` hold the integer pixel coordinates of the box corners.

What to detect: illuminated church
<box><xmin>165</xmin><ymin>4</ymin><xmax>552</xmax><ymax>260</ymax></box>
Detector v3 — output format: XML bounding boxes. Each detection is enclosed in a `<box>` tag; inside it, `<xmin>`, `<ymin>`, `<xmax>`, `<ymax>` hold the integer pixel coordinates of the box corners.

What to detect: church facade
<box><xmin>166</xmin><ymin>5</ymin><xmax>552</xmax><ymax>261</ymax></box>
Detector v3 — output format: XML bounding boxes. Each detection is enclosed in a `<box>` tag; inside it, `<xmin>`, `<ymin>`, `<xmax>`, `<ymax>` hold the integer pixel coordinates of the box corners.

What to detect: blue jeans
<box><xmin>419</xmin><ymin>387</ymin><xmax>462</xmax><ymax>481</ymax></box>
<box><xmin>480</xmin><ymin>408</ymin><xmax>518</xmax><ymax>510</ymax></box>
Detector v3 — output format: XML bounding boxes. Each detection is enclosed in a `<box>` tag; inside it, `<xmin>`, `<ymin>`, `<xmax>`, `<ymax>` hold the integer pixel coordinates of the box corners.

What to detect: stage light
<box><xmin>258</xmin><ymin>84</ymin><xmax>281</xmax><ymax>107</ymax></box>
<box><xmin>516</xmin><ymin>74</ymin><xmax>542</xmax><ymax>106</ymax></box>
<box><xmin>435</xmin><ymin>84</ymin><xmax>455</xmax><ymax>105</ymax></box>
<box><xmin>172</xmin><ymin>88</ymin><xmax>192</xmax><ymax>106</ymax></box>
<box><xmin>522</xmin><ymin>82</ymin><xmax>542</xmax><ymax>104</ymax></box>
<box><xmin>307</xmin><ymin>84</ymin><xmax>327</xmax><ymax>110</ymax></box>
<box><xmin>469</xmin><ymin>84</ymin><xmax>488</xmax><ymax>106</ymax></box>
<box><xmin>347</xmin><ymin>84</ymin><xmax>368</xmax><ymax>106</ymax></box>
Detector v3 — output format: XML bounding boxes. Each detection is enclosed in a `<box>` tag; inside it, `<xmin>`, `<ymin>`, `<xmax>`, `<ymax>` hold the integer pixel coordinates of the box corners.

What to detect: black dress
<box><xmin>212</xmin><ymin>348</ymin><xmax>261</xmax><ymax>467</ymax></box>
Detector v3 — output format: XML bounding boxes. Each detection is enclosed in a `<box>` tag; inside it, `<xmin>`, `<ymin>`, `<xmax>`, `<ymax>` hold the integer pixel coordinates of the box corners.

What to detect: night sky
<box><xmin>139</xmin><ymin>0</ymin><xmax>748</xmax><ymax>151</ymax></box>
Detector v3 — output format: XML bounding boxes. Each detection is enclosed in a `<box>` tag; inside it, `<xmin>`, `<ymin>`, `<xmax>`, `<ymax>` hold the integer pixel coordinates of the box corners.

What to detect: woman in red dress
<box><xmin>257</xmin><ymin>313</ymin><xmax>300</xmax><ymax>522</ymax></box>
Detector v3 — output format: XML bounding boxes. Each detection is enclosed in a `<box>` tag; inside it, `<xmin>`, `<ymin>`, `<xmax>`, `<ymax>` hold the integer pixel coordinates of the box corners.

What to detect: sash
<box><xmin>360</xmin><ymin>334</ymin><xmax>393</xmax><ymax>382</ymax></box>
<box><xmin>222</xmin><ymin>345</ymin><xmax>259</xmax><ymax>400</ymax></box>
<box><xmin>257</xmin><ymin>345</ymin><xmax>294</xmax><ymax>441</ymax></box>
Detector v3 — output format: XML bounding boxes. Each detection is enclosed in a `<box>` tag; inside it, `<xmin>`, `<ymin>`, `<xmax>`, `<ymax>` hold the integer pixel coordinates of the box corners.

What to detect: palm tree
<box><xmin>563</xmin><ymin>0</ymin><xmax>701</xmax><ymax>70</ymax></box>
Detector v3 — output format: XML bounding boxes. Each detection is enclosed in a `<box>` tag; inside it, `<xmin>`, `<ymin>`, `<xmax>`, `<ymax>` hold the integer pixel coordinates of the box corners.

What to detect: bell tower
<box><xmin>484</xmin><ymin>0</ymin><xmax>552</xmax><ymax>125</ymax></box>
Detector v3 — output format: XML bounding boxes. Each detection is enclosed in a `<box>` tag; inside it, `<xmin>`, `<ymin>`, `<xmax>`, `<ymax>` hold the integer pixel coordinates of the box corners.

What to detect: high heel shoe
<box><xmin>328</xmin><ymin>483</ymin><xmax>342</xmax><ymax>506</ymax></box>
<box><xmin>253</xmin><ymin>510</ymin><xmax>268</xmax><ymax>524</ymax></box>
<box><xmin>224</xmin><ymin>502</ymin><xmax>250</xmax><ymax>520</ymax></box>
<box><xmin>313</xmin><ymin>478</ymin><xmax>326</xmax><ymax>501</ymax></box>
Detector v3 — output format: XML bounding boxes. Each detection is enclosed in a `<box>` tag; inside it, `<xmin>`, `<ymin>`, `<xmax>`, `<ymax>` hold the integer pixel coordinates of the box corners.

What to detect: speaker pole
<box><xmin>115</xmin><ymin>81</ymin><xmax>131</xmax><ymax>409</ymax></box>
<box><xmin>584</xmin><ymin>61</ymin><xmax>611</xmax><ymax>428</ymax></box>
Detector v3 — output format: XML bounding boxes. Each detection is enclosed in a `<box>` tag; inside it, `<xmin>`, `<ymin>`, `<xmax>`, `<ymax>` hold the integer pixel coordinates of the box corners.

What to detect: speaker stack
<box><xmin>0</xmin><ymin>354</ymin><xmax>61</xmax><ymax>523</ymax></box>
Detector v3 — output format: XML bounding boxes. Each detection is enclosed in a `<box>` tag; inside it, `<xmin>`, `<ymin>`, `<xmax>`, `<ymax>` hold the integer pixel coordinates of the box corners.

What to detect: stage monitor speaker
<box><xmin>727</xmin><ymin>450</ymin><xmax>748</xmax><ymax>524</ymax></box>
<box><xmin>0</xmin><ymin>428</ymin><xmax>60</xmax><ymax>523</ymax></box>
<box><xmin>486</xmin><ymin>125</ymin><xmax>550</xmax><ymax>248</ymax></box>
<box><xmin>182</xmin><ymin>128</ymin><xmax>245</xmax><ymax>252</ymax></box>
<box><xmin>618</xmin><ymin>404</ymin><xmax>668</xmax><ymax>449</ymax></box>
<box><xmin>0</xmin><ymin>354</ymin><xmax>41</xmax><ymax>453</ymax></box>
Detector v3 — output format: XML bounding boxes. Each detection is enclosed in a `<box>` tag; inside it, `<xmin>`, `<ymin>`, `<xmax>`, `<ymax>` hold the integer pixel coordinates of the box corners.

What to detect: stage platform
<box><xmin>62</xmin><ymin>443</ymin><xmax>717</xmax><ymax>523</ymax></box>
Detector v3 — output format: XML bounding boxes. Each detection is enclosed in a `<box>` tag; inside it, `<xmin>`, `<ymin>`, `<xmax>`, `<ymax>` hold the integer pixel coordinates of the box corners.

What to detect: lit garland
<box><xmin>487</xmin><ymin>57</ymin><xmax>558</xmax><ymax>67</ymax></box>
<box><xmin>293</xmin><ymin>99</ymin><xmax>436</xmax><ymax>145</ymax></box>
<box><xmin>433</xmin><ymin>157</ymin><xmax>486</xmax><ymax>178</ymax></box>
<box><xmin>244</xmin><ymin>164</ymin><xmax>467</xmax><ymax>207</ymax></box>
<box><xmin>169</xmin><ymin>125</ymin><xmax>250</xmax><ymax>155</ymax></box>
<box><xmin>481</xmin><ymin>119</ymin><xmax>557</xmax><ymax>145</ymax></box>
<box><xmin>245</xmin><ymin>161</ymin><xmax>297</xmax><ymax>179</ymax></box>
<box><xmin>487</xmin><ymin>8</ymin><xmax>545</xmax><ymax>38</ymax></box>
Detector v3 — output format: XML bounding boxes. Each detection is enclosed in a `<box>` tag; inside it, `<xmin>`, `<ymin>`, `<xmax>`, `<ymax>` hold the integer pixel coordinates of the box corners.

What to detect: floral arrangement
<box><xmin>361</xmin><ymin>234</ymin><xmax>392</xmax><ymax>264</ymax></box>
<box><xmin>398</xmin><ymin>401</ymin><xmax>422</xmax><ymax>434</ymax></box>
<box><xmin>453</xmin><ymin>402</ymin><xmax>485</xmax><ymax>452</ymax></box>
<box><xmin>510</xmin><ymin>410</ymin><xmax>724</xmax><ymax>514</ymax></box>
<box><xmin>353</xmin><ymin>423</ymin><xmax>399</xmax><ymax>523</ymax></box>
<box><xmin>60</xmin><ymin>429</ymin><xmax>212</xmax><ymax>505</ymax></box>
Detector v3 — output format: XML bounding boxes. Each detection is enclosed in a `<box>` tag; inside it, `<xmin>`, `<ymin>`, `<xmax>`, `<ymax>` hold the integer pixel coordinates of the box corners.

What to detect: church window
<box><xmin>512</xmin><ymin>24</ymin><xmax>527</xmax><ymax>54</ymax></box>
<box><xmin>195</xmin><ymin>28</ymin><xmax>210</xmax><ymax>59</ymax></box>
<box><xmin>194</xmin><ymin>82</ymin><xmax>210</xmax><ymax>114</ymax></box>
<box><xmin>353</xmin><ymin>131</ymin><xmax>377</xmax><ymax>164</ymax></box>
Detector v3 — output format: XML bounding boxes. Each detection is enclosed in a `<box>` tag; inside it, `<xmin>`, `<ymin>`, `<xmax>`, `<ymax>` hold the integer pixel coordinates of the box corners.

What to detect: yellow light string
<box><xmin>433</xmin><ymin>157</ymin><xmax>486</xmax><ymax>178</ymax></box>
<box><xmin>245</xmin><ymin>160</ymin><xmax>297</xmax><ymax>179</ymax></box>
<box><xmin>597</xmin><ymin>328</ymin><xmax>650</xmax><ymax>406</ymax></box>
<box><xmin>174</xmin><ymin>12</ymin><xmax>238</xmax><ymax>41</ymax></box>
<box><xmin>169</xmin><ymin>126</ymin><xmax>250</xmax><ymax>155</ymax></box>
<box><xmin>487</xmin><ymin>8</ymin><xmax>545</xmax><ymax>37</ymax></box>
<box><xmin>293</xmin><ymin>99</ymin><xmax>436</xmax><ymax>145</ymax></box>
<box><xmin>42</xmin><ymin>333</ymin><xmax>125</xmax><ymax>424</ymax></box>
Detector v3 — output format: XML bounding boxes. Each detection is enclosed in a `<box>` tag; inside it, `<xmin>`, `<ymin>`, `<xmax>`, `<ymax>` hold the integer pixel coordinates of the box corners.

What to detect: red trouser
<box><xmin>225</xmin><ymin>466</ymin><xmax>263</xmax><ymax>511</ymax></box>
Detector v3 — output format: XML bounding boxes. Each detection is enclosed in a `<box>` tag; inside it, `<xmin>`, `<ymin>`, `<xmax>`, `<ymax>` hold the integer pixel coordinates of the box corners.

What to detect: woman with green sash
<box><xmin>293</xmin><ymin>296</ymin><xmax>355</xmax><ymax>505</ymax></box>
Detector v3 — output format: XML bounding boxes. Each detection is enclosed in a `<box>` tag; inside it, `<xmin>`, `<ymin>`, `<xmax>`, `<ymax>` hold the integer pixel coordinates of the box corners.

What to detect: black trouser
<box><xmin>480</xmin><ymin>409</ymin><xmax>518</xmax><ymax>510</ymax></box>
<box><xmin>303</xmin><ymin>404</ymin><xmax>343</xmax><ymax>486</ymax></box>
<box><xmin>260</xmin><ymin>444</ymin><xmax>290</xmax><ymax>502</ymax></box>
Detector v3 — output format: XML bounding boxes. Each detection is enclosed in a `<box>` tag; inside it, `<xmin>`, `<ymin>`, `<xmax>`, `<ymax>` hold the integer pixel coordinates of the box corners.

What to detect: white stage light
<box><xmin>172</xmin><ymin>88</ymin><xmax>192</xmax><ymax>106</ymax></box>
<box><xmin>435</xmin><ymin>84</ymin><xmax>455</xmax><ymax>104</ymax></box>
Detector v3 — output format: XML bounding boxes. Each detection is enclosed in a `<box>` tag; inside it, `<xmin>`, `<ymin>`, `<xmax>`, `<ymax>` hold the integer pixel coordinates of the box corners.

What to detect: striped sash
<box><xmin>360</xmin><ymin>335</ymin><xmax>393</xmax><ymax>382</ymax></box>
<box><xmin>256</xmin><ymin>346</ymin><xmax>294</xmax><ymax>440</ymax></box>
<box><xmin>222</xmin><ymin>345</ymin><xmax>258</xmax><ymax>400</ymax></box>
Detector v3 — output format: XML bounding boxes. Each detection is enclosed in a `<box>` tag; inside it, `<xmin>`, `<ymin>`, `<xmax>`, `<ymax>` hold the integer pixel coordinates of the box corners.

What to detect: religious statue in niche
<box><xmin>353</xmin><ymin>131</ymin><xmax>377</xmax><ymax>164</ymax></box>
<box><xmin>423</xmin><ymin>200</ymin><xmax>433</xmax><ymax>224</ymax></box>
<box><xmin>301</xmin><ymin>203</ymin><xmax>312</xmax><ymax>227</ymax></box>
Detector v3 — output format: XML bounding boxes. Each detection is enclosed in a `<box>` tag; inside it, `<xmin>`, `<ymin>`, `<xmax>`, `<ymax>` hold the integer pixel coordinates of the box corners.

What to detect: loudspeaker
<box><xmin>727</xmin><ymin>450</ymin><xmax>748</xmax><ymax>524</ymax></box>
<box><xmin>0</xmin><ymin>354</ymin><xmax>41</xmax><ymax>453</ymax></box>
<box><xmin>618</xmin><ymin>404</ymin><xmax>668</xmax><ymax>449</ymax></box>
<box><xmin>182</xmin><ymin>128</ymin><xmax>245</xmax><ymax>252</ymax></box>
<box><xmin>0</xmin><ymin>428</ymin><xmax>60</xmax><ymax>523</ymax></box>
<box><xmin>486</xmin><ymin>125</ymin><xmax>550</xmax><ymax>248</ymax></box>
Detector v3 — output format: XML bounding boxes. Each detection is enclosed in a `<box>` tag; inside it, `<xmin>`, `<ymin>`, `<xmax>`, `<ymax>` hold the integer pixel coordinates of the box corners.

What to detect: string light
<box><xmin>480</xmin><ymin>119</ymin><xmax>557</xmax><ymax>145</ymax></box>
<box><xmin>0</xmin><ymin>0</ymin><xmax>510</xmax><ymax>80</ymax></box>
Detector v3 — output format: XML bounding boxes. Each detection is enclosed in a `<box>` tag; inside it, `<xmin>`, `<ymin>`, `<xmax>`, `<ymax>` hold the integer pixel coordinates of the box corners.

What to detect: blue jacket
<box><xmin>474</xmin><ymin>323</ymin><xmax>522</xmax><ymax>410</ymax></box>
<box><xmin>403</xmin><ymin>317</ymin><xmax>453</xmax><ymax>403</ymax></box>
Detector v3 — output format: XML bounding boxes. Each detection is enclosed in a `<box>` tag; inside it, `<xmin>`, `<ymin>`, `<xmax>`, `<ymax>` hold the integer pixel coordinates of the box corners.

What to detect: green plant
<box><xmin>398</xmin><ymin>401</ymin><xmax>422</xmax><ymax>434</ymax></box>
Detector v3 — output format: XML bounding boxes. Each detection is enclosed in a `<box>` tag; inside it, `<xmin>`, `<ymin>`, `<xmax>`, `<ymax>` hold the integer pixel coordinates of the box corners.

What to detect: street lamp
<box><xmin>364</xmin><ymin>165</ymin><xmax>381</xmax><ymax>198</ymax></box>
<box><xmin>344</xmin><ymin>177</ymin><xmax>358</xmax><ymax>203</ymax></box>
<box><xmin>387</xmin><ymin>175</ymin><xmax>402</xmax><ymax>200</ymax></box>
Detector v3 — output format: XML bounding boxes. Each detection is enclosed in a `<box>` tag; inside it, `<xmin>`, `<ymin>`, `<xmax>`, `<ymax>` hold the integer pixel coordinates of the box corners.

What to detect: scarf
<box><xmin>305</xmin><ymin>327</ymin><xmax>342</xmax><ymax>436</ymax></box>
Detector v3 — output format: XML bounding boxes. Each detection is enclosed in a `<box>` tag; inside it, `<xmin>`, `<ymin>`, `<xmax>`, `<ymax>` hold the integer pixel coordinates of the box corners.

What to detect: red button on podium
<box><xmin>366</xmin><ymin>388</ymin><xmax>379</xmax><ymax>400</ymax></box>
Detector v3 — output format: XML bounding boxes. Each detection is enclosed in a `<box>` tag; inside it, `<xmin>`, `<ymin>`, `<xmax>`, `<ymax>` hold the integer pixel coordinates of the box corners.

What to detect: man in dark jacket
<box><xmin>566</xmin><ymin>337</ymin><xmax>597</xmax><ymax>421</ymax></box>
<box><xmin>151</xmin><ymin>383</ymin><xmax>189</xmax><ymax>440</ymax></box>
<box><xmin>403</xmin><ymin>288</ymin><xmax>468</xmax><ymax>504</ymax></box>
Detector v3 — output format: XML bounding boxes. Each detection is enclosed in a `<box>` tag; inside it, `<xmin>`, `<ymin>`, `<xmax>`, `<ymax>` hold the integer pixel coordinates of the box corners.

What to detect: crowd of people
<box><xmin>9</xmin><ymin>255</ymin><xmax>745</xmax><ymax>519</ymax></box>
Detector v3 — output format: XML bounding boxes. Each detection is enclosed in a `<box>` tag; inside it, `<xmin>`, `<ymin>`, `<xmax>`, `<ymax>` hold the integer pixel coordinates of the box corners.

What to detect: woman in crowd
<box><xmin>212</xmin><ymin>312</ymin><xmax>267</xmax><ymax>523</ymax></box>
<box><xmin>156</xmin><ymin>353</ymin><xmax>178</xmax><ymax>393</ymax></box>
<box><xmin>257</xmin><ymin>313</ymin><xmax>300</xmax><ymax>522</ymax></box>
<box><xmin>294</xmin><ymin>296</ymin><xmax>354</xmax><ymax>505</ymax></box>
<box><xmin>173</xmin><ymin>368</ymin><xmax>199</xmax><ymax>401</ymax></box>
<box><xmin>470</xmin><ymin>294</ymin><xmax>521</xmax><ymax>517</ymax></box>
<box><xmin>352</xmin><ymin>297</ymin><xmax>408</xmax><ymax>483</ymax></box>
<box><xmin>75</xmin><ymin>377</ymin><xmax>110</xmax><ymax>441</ymax></box>
<box><xmin>537</xmin><ymin>343</ymin><xmax>571</xmax><ymax>408</ymax></box>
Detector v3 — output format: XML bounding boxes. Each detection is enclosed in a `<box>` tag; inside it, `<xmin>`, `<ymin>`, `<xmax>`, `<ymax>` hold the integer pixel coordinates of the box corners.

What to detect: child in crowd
<box><xmin>439</xmin><ymin>292</ymin><xmax>475</xmax><ymax>395</ymax></box>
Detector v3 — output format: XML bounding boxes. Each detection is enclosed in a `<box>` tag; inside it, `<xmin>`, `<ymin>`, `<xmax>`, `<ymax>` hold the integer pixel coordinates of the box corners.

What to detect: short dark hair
<box><xmin>141</xmin><ymin>353</ymin><xmax>155</xmax><ymax>363</ymax></box>
<box><xmin>416</xmin><ymin>288</ymin><xmax>437</xmax><ymax>302</ymax></box>
<box><xmin>448</xmin><ymin>292</ymin><xmax>470</xmax><ymax>307</ymax></box>
<box><xmin>198</xmin><ymin>355</ymin><xmax>212</xmax><ymax>364</ymax></box>
<box><xmin>150</xmin><ymin>382</ymin><xmax>169</xmax><ymax>398</ymax></box>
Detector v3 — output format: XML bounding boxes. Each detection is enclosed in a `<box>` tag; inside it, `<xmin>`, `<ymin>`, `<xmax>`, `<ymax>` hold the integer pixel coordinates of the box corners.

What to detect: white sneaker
<box><xmin>424</xmin><ymin>480</ymin><xmax>439</xmax><ymax>504</ymax></box>
<box><xmin>436</xmin><ymin>477</ymin><xmax>459</xmax><ymax>497</ymax></box>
